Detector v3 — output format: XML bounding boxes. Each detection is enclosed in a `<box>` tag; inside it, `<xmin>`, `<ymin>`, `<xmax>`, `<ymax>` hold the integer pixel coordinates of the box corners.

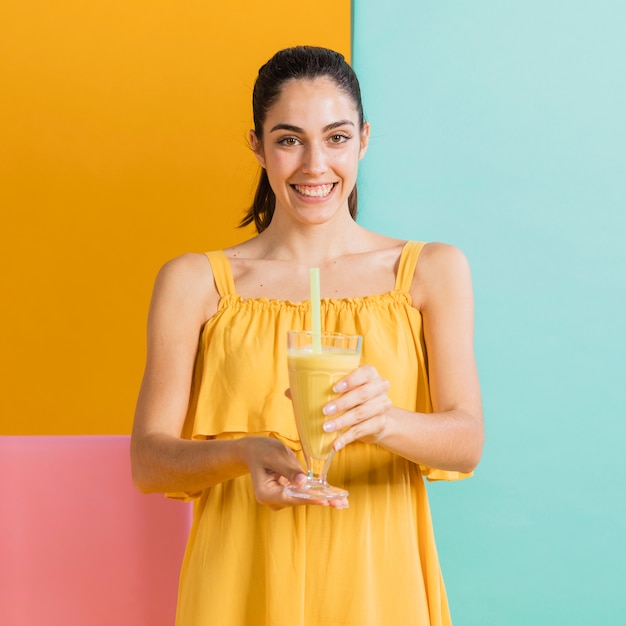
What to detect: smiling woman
<box><xmin>241</xmin><ymin>47</ymin><xmax>367</xmax><ymax>232</ymax></box>
<box><xmin>249</xmin><ymin>77</ymin><xmax>369</xmax><ymax>228</ymax></box>
<box><xmin>130</xmin><ymin>45</ymin><xmax>483</xmax><ymax>626</ymax></box>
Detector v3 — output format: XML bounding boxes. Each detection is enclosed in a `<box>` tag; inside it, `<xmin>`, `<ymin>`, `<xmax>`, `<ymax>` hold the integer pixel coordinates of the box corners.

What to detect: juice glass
<box><xmin>284</xmin><ymin>330</ymin><xmax>362</xmax><ymax>500</ymax></box>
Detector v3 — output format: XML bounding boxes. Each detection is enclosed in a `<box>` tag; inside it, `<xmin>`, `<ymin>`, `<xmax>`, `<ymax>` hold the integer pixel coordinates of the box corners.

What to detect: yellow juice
<box><xmin>287</xmin><ymin>349</ymin><xmax>360</xmax><ymax>465</ymax></box>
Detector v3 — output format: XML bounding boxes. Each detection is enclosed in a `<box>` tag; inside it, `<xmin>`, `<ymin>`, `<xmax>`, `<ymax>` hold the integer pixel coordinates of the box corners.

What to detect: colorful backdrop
<box><xmin>2</xmin><ymin>2</ymin><xmax>625</xmax><ymax>624</ymax></box>
<box><xmin>0</xmin><ymin>0</ymin><xmax>350</xmax><ymax>435</ymax></box>
<box><xmin>354</xmin><ymin>1</ymin><xmax>626</xmax><ymax>625</ymax></box>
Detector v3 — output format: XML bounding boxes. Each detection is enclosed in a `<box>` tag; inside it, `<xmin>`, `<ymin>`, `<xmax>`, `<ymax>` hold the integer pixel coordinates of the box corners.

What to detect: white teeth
<box><xmin>293</xmin><ymin>184</ymin><xmax>334</xmax><ymax>197</ymax></box>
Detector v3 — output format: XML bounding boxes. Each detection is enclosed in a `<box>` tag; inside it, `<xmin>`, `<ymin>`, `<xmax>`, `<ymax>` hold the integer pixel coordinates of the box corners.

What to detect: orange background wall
<box><xmin>0</xmin><ymin>1</ymin><xmax>351</xmax><ymax>434</ymax></box>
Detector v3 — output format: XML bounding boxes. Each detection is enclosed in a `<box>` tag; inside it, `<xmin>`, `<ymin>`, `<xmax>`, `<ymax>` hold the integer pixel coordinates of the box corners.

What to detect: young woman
<box><xmin>131</xmin><ymin>45</ymin><xmax>483</xmax><ymax>626</ymax></box>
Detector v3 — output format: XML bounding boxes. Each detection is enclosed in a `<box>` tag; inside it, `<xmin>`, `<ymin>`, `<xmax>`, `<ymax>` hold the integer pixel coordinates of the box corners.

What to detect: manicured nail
<box><xmin>334</xmin><ymin>440</ymin><xmax>344</xmax><ymax>451</ymax></box>
<box><xmin>323</xmin><ymin>403</ymin><xmax>337</xmax><ymax>416</ymax></box>
<box><xmin>333</xmin><ymin>381</ymin><xmax>348</xmax><ymax>392</ymax></box>
<box><xmin>323</xmin><ymin>420</ymin><xmax>336</xmax><ymax>432</ymax></box>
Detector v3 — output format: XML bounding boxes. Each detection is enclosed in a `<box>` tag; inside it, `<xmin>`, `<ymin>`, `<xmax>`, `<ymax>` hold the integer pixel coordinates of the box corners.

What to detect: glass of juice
<box><xmin>284</xmin><ymin>330</ymin><xmax>362</xmax><ymax>500</ymax></box>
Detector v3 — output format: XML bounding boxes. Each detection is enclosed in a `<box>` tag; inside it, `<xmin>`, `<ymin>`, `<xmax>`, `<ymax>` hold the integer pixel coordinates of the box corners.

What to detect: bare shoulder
<box><xmin>151</xmin><ymin>252</ymin><xmax>218</xmax><ymax>325</ymax></box>
<box><xmin>412</xmin><ymin>242</ymin><xmax>473</xmax><ymax>311</ymax></box>
<box><xmin>417</xmin><ymin>242</ymin><xmax>471</xmax><ymax>274</ymax></box>
<box><xmin>156</xmin><ymin>252</ymin><xmax>212</xmax><ymax>285</ymax></box>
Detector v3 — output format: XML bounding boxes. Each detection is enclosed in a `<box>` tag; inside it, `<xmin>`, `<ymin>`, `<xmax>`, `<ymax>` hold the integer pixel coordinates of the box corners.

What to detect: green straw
<box><xmin>310</xmin><ymin>267</ymin><xmax>322</xmax><ymax>352</ymax></box>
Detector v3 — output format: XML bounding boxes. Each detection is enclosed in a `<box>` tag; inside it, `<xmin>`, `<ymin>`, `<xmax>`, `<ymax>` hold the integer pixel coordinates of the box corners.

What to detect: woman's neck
<box><xmin>249</xmin><ymin>214</ymin><xmax>369</xmax><ymax>266</ymax></box>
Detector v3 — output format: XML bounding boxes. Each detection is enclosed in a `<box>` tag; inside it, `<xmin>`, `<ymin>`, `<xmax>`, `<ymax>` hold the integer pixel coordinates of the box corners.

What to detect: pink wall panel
<box><xmin>0</xmin><ymin>436</ymin><xmax>192</xmax><ymax>626</ymax></box>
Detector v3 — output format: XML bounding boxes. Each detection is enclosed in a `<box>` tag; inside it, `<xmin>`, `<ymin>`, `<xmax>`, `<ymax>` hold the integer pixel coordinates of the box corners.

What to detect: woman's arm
<box><xmin>130</xmin><ymin>254</ymin><xmax>325</xmax><ymax>508</ymax></box>
<box><xmin>131</xmin><ymin>253</ymin><xmax>246</xmax><ymax>493</ymax></box>
<box><xmin>322</xmin><ymin>243</ymin><xmax>484</xmax><ymax>473</ymax></box>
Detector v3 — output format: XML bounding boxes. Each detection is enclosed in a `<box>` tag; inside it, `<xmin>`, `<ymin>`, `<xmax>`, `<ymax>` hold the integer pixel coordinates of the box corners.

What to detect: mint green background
<box><xmin>353</xmin><ymin>2</ymin><xmax>626</xmax><ymax>624</ymax></box>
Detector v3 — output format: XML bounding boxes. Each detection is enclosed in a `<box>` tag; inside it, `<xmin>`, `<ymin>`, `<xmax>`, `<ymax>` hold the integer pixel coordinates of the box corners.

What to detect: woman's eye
<box><xmin>279</xmin><ymin>137</ymin><xmax>299</xmax><ymax>146</ymax></box>
<box><xmin>329</xmin><ymin>134</ymin><xmax>349</xmax><ymax>144</ymax></box>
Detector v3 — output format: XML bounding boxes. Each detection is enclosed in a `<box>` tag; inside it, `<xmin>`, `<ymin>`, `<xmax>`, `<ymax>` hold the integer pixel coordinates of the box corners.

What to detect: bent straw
<box><xmin>310</xmin><ymin>267</ymin><xmax>322</xmax><ymax>353</ymax></box>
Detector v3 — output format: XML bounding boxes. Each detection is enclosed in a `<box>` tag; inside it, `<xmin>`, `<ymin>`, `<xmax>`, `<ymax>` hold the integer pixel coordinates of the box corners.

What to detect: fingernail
<box><xmin>334</xmin><ymin>440</ymin><xmax>344</xmax><ymax>451</ymax></box>
<box><xmin>333</xmin><ymin>381</ymin><xmax>348</xmax><ymax>392</ymax></box>
<box><xmin>323</xmin><ymin>403</ymin><xmax>337</xmax><ymax>416</ymax></box>
<box><xmin>323</xmin><ymin>421</ymin><xmax>335</xmax><ymax>432</ymax></box>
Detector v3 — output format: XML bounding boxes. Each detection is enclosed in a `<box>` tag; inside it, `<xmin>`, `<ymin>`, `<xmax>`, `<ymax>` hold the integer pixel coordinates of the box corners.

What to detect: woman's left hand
<box><xmin>321</xmin><ymin>365</ymin><xmax>393</xmax><ymax>451</ymax></box>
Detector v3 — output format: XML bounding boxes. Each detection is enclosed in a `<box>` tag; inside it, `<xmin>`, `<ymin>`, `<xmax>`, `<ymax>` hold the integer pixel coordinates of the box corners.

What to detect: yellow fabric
<box><xmin>173</xmin><ymin>241</ymin><xmax>470</xmax><ymax>626</ymax></box>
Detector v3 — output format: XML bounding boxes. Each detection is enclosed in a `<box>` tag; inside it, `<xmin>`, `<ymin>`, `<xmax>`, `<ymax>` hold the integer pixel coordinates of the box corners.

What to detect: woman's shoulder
<box><xmin>151</xmin><ymin>252</ymin><xmax>219</xmax><ymax>323</ymax></box>
<box><xmin>418</xmin><ymin>241</ymin><xmax>469</xmax><ymax>266</ymax></box>
<box><xmin>156</xmin><ymin>252</ymin><xmax>214</xmax><ymax>286</ymax></box>
<box><xmin>412</xmin><ymin>242</ymin><xmax>473</xmax><ymax>309</ymax></box>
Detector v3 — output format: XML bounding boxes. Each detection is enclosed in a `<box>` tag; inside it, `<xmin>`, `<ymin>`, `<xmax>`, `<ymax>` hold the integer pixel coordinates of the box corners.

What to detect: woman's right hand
<box><xmin>239</xmin><ymin>436</ymin><xmax>349</xmax><ymax>511</ymax></box>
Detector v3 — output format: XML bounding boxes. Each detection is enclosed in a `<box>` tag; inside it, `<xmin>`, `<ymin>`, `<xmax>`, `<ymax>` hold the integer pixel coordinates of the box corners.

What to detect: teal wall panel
<box><xmin>353</xmin><ymin>2</ymin><xmax>626</xmax><ymax>624</ymax></box>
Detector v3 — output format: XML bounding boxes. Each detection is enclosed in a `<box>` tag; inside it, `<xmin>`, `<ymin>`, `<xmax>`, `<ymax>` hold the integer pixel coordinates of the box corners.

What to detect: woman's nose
<box><xmin>301</xmin><ymin>143</ymin><xmax>327</xmax><ymax>176</ymax></box>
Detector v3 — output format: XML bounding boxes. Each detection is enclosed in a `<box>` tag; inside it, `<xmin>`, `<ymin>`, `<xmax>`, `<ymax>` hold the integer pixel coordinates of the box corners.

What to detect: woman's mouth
<box><xmin>291</xmin><ymin>183</ymin><xmax>337</xmax><ymax>198</ymax></box>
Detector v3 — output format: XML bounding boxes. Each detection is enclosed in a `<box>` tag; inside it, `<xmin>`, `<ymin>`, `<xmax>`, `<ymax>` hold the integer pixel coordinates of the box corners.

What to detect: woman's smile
<box><xmin>291</xmin><ymin>182</ymin><xmax>337</xmax><ymax>199</ymax></box>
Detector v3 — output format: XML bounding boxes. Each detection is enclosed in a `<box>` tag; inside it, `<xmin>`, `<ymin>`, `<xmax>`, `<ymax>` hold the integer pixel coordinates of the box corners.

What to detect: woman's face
<box><xmin>251</xmin><ymin>77</ymin><xmax>369</xmax><ymax>227</ymax></box>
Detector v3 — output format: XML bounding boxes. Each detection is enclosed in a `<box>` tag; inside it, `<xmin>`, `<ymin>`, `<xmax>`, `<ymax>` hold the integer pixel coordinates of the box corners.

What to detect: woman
<box><xmin>131</xmin><ymin>45</ymin><xmax>483</xmax><ymax>626</ymax></box>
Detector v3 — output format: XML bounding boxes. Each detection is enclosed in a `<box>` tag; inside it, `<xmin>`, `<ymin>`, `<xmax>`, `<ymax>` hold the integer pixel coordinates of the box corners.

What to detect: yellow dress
<box><xmin>172</xmin><ymin>241</ymin><xmax>470</xmax><ymax>626</ymax></box>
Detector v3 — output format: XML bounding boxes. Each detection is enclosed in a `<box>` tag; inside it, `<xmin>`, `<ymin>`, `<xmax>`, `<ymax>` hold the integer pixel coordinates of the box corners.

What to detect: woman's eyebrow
<box><xmin>270</xmin><ymin>120</ymin><xmax>355</xmax><ymax>133</ymax></box>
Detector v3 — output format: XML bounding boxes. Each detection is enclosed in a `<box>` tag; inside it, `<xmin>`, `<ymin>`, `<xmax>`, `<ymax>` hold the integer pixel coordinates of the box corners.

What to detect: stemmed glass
<box><xmin>284</xmin><ymin>330</ymin><xmax>362</xmax><ymax>500</ymax></box>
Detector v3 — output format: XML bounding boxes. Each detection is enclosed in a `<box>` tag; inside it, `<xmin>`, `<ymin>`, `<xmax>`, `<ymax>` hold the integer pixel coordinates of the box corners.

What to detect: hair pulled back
<box><xmin>240</xmin><ymin>46</ymin><xmax>365</xmax><ymax>232</ymax></box>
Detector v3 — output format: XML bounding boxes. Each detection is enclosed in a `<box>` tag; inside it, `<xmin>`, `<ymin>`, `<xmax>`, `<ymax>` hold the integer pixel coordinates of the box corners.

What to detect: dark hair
<box><xmin>240</xmin><ymin>46</ymin><xmax>365</xmax><ymax>232</ymax></box>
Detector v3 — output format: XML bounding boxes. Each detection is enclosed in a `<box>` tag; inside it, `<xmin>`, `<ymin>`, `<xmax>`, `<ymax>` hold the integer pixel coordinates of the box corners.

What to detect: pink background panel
<box><xmin>0</xmin><ymin>436</ymin><xmax>192</xmax><ymax>626</ymax></box>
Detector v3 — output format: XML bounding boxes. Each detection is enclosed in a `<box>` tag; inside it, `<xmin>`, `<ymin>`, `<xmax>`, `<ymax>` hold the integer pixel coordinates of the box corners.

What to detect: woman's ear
<box><xmin>249</xmin><ymin>130</ymin><xmax>266</xmax><ymax>168</ymax></box>
<box><xmin>359</xmin><ymin>122</ymin><xmax>370</xmax><ymax>160</ymax></box>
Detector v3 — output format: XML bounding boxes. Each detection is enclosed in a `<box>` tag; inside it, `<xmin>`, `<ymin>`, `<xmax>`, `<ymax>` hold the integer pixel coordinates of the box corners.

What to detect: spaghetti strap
<box><xmin>394</xmin><ymin>241</ymin><xmax>427</xmax><ymax>291</ymax></box>
<box><xmin>204</xmin><ymin>250</ymin><xmax>236</xmax><ymax>297</ymax></box>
